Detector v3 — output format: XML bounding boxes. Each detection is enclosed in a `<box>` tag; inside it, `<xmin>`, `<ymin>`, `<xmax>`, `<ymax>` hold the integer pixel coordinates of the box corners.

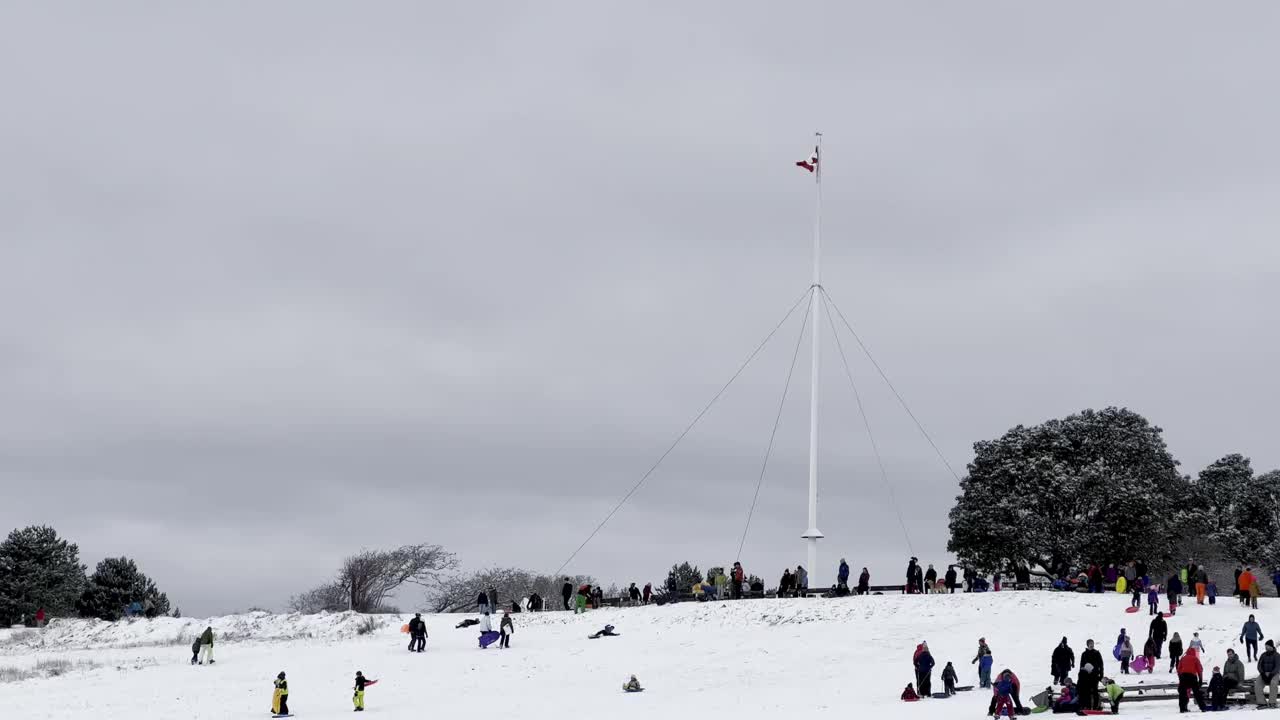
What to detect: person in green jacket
<box><xmin>1104</xmin><ymin>677</ymin><xmax>1125</xmax><ymax>714</ymax></box>
<box><xmin>199</xmin><ymin>626</ymin><xmax>215</xmax><ymax>665</ymax></box>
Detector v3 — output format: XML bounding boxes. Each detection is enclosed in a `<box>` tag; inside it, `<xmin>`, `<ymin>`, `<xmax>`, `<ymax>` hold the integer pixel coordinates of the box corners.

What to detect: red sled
<box><xmin>1125</xmin><ymin>606</ymin><xmax>1140</xmax><ymax>613</ymax></box>
<box><xmin>1081</xmin><ymin>711</ymin><xmax>1110</xmax><ymax>716</ymax></box>
<box><xmin>1162</xmin><ymin>612</ymin><xmax>1175</xmax><ymax>618</ymax></box>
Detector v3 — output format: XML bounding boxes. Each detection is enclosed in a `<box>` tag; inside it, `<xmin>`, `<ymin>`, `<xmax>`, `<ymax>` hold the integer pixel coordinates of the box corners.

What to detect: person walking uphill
<box><xmin>1052</xmin><ymin>637</ymin><xmax>1075</xmax><ymax>685</ymax></box>
<box><xmin>1149</xmin><ymin>613</ymin><xmax>1168</xmax><ymax>659</ymax></box>
<box><xmin>199</xmin><ymin>626</ymin><xmax>215</xmax><ymax>665</ymax></box>
<box><xmin>1168</xmin><ymin>632</ymin><xmax>1184</xmax><ymax>674</ymax></box>
<box><xmin>352</xmin><ymin>670</ymin><xmax>377</xmax><ymax>712</ymax></box>
<box><xmin>1148</xmin><ymin>583</ymin><xmax>1161</xmax><ymax>616</ymax></box>
<box><xmin>1242</xmin><ymin>615</ymin><xmax>1265</xmax><ymax>662</ymax></box>
<box><xmin>913</xmin><ymin>642</ymin><xmax>935</xmax><ymax>696</ymax></box>
<box><xmin>271</xmin><ymin>672</ymin><xmax>289</xmax><ymax>717</ymax></box>
<box><xmin>973</xmin><ymin>637</ymin><xmax>994</xmax><ymax>688</ymax></box>
<box><xmin>190</xmin><ymin>638</ymin><xmax>201</xmax><ymax>665</ymax></box>
<box><xmin>1241</xmin><ymin>567</ymin><xmax>1258</xmax><ymax>608</ymax></box>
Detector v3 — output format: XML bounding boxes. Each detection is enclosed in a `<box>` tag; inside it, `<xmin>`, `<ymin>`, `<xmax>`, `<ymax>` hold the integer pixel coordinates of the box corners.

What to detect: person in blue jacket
<box><xmin>992</xmin><ymin>671</ymin><xmax>1016</xmax><ymax>717</ymax></box>
<box><xmin>837</xmin><ymin>559</ymin><xmax>850</xmax><ymax>593</ymax></box>
<box><xmin>973</xmin><ymin>637</ymin><xmax>994</xmax><ymax>688</ymax></box>
<box><xmin>914</xmin><ymin>642</ymin><xmax>936</xmax><ymax>695</ymax></box>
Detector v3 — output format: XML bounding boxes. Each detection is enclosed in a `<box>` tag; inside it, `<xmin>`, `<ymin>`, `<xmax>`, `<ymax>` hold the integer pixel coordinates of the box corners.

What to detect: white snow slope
<box><xmin>0</xmin><ymin>592</ymin><xmax>1270</xmax><ymax>719</ymax></box>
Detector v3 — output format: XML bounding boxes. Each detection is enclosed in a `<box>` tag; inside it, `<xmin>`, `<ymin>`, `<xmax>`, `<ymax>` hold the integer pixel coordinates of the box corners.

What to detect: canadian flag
<box><xmin>795</xmin><ymin>145</ymin><xmax>819</xmax><ymax>173</ymax></box>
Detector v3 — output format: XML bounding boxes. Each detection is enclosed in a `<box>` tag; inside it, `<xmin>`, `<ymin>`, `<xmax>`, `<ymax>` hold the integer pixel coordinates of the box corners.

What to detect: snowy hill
<box><xmin>0</xmin><ymin>592</ymin><xmax>1269</xmax><ymax>719</ymax></box>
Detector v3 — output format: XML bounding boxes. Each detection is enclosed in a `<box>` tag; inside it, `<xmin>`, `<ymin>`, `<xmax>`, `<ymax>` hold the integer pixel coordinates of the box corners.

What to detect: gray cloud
<box><xmin>2</xmin><ymin>1</ymin><xmax>1278</xmax><ymax>614</ymax></box>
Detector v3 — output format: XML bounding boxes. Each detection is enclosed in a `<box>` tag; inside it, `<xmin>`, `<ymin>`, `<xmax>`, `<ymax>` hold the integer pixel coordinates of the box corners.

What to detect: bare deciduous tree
<box><xmin>292</xmin><ymin>544</ymin><xmax>457</xmax><ymax>614</ymax></box>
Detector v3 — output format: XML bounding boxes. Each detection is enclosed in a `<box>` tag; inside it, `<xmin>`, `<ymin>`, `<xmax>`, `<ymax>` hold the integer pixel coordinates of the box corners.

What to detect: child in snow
<box><xmin>1147</xmin><ymin>585</ymin><xmax>1160</xmax><ymax>616</ymax></box>
<box><xmin>352</xmin><ymin>670</ymin><xmax>376</xmax><ymax>712</ymax></box>
<box><xmin>1055</xmin><ymin>678</ymin><xmax>1080</xmax><ymax>714</ymax></box>
<box><xmin>499</xmin><ymin>610</ymin><xmax>514</xmax><ymax>649</ymax></box>
<box><xmin>1168</xmin><ymin>632</ymin><xmax>1184</xmax><ymax>674</ymax></box>
<box><xmin>623</xmin><ymin>675</ymin><xmax>643</xmax><ymax>693</ymax></box>
<box><xmin>942</xmin><ymin>661</ymin><xmax>958</xmax><ymax>695</ymax></box>
<box><xmin>992</xmin><ymin>670</ymin><xmax>1016</xmax><ymax>718</ymax></box>
<box><xmin>190</xmin><ymin>638</ymin><xmax>200</xmax><ymax>665</ymax></box>
<box><xmin>272</xmin><ymin>672</ymin><xmax>289</xmax><ymax>717</ymax></box>
<box><xmin>1208</xmin><ymin>581</ymin><xmax>1218</xmax><ymax>605</ymax></box>
<box><xmin>901</xmin><ymin>683</ymin><xmax>919</xmax><ymax>701</ymax></box>
<box><xmin>1208</xmin><ymin>666</ymin><xmax>1227</xmax><ymax>710</ymax></box>
<box><xmin>1142</xmin><ymin>637</ymin><xmax>1157</xmax><ymax>675</ymax></box>
<box><xmin>1103</xmin><ymin>677</ymin><xmax>1125</xmax><ymax>714</ymax></box>
<box><xmin>973</xmin><ymin>638</ymin><xmax>993</xmax><ymax>688</ymax></box>
<box><xmin>1120</xmin><ymin>638</ymin><xmax>1134</xmax><ymax>674</ymax></box>
<box><xmin>1190</xmin><ymin>632</ymin><xmax>1205</xmax><ymax>654</ymax></box>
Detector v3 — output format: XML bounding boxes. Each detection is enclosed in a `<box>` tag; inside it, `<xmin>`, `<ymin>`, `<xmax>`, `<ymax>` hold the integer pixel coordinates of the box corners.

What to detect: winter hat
<box><xmin>1268</xmin><ymin>640</ymin><xmax>1276</xmax><ymax>649</ymax></box>
<box><xmin>1213</xmin><ymin>667</ymin><xmax>1221</xmax><ymax>672</ymax></box>
<box><xmin>278</xmin><ymin>671</ymin><xmax>286</xmax><ymax>679</ymax></box>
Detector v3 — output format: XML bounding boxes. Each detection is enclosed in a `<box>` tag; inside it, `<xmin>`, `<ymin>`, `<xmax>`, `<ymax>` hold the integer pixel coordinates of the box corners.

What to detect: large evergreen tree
<box><xmin>947</xmin><ymin>407</ymin><xmax>1191</xmax><ymax>576</ymax></box>
<box><xmin>665</xmin><ymin>562</ymin><xmax>703</xmax><ymax>592</ymax></box>
<box><xmin>0</xmin><ymin>526</ymin><xmax>86</xmax><ymax>626</ymax></box>
<box><xmin>1191</xmin><ymin>455</ymin><xmax>1280</xmax><ymax>566</ymax></box>
<box><xmin>76</xmin><ymin>557</ymin><xmax>170</xmax><ymax>621</ymax></box>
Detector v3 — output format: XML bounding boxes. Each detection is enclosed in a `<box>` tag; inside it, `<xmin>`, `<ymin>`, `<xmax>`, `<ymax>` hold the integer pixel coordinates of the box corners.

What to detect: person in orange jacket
<box><xmin>1177</xmin><ymin>647</ymin><xmax>1207</xmax><ymax>712</ymax></box>
<box><xmin>1241</xmin><ymin>568</ymin><xmax>1257</xmax><ymax>606</ymax></box>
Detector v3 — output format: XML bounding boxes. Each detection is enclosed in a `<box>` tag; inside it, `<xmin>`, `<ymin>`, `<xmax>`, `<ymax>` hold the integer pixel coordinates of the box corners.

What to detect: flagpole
<box><xmin>802</xmin><ymin>132</ymin><xmax>824</xmax><ymax>580</ymax></box>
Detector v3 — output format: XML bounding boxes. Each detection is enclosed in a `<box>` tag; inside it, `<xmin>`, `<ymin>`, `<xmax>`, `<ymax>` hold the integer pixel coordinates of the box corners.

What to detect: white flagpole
<box><xmin>802</xmin><ymin>132</ymin><xmax>824</xmax><ymax>580</ymax></box>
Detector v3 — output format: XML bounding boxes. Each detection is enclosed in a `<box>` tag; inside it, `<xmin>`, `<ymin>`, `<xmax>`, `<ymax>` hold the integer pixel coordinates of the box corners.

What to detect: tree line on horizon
<box><xmin>0</xmin><ymin>525</ymin><xmax>172</xmax><ymax>626</ymax></box>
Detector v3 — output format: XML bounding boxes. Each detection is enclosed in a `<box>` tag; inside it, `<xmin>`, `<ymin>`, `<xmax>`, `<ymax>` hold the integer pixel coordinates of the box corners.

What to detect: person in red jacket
<box><xmin>34</xmin><ymin>608</ymin><xmax>46</xmax><ymax>627</ymax></box>
<box><xmin>1178</xmin><ymin>647</ymin><xmax>1207</xmax><ymax>712</ymax></box>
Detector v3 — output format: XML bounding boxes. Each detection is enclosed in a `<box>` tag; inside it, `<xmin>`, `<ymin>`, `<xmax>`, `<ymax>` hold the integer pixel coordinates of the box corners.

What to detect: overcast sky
<box><xmin>2</xmin><ymin>2</ymin><xmax>1278</xmax><ymax>616</ymax></box>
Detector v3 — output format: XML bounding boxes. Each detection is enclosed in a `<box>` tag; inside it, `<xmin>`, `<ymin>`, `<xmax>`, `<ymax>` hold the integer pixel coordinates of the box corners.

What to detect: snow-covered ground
<box><xmin>0</xmin><ymin>592</ymin><xmax>1269</xmax><ymax>719</ymax></box>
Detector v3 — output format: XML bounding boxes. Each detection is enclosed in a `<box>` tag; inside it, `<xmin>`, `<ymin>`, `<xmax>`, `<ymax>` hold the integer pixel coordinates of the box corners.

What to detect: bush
<box><xmin>355</xmin><ymin>616</ymin><xmax>380</xmax><ymax>636</ymax></box>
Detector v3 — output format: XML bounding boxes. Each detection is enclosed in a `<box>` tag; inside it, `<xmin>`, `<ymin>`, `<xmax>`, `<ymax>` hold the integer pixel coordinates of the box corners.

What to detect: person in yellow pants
<box><xmin>353</xmin><ymin>671</ymin><xmax>376</xmax><ymax>712</ymax></box>
<box><xmin>272</xmin><ymin>672</ymin><xmax>289</xmax><ymax>716</ymax></box>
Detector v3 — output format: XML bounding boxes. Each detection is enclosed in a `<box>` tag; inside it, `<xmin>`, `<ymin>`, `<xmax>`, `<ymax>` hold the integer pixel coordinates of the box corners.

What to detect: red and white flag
<box><xmin>795</xmin><ymin>145</ymin><xmax>819</xmax><ymax>173</ymax></box>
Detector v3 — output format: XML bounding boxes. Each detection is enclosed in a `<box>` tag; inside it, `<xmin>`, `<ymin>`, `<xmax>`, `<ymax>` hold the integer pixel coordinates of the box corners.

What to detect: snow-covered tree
<box><xmin>76</xmin><ymin>556</ymin><xmax>170</xmax><ymax>621</ymax></box>
<box><xmin>1192</xmin><ymin>454</ymin><xmax>1255</xmax><ymax>550</ymax></box>
<box><xmin>947</xmin><ymin>407</ymin><xmax>1191</xmax><ymax>576</ymax></box>
<box><xmin>0</xmin><ymin>526</ymin><xmax>86</xmax><ymax>626</ymax></box>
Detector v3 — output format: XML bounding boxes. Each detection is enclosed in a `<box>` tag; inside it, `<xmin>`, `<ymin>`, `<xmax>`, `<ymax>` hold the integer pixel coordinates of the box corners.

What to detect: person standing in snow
<box><xmin>913</xmin><ymin>642</ymin><xmax>935</xmax><ymax>696</ymax></box>
<box><xmin>1080</xmin><ymin>639</ymin><xmax>1104</xmax><ymax>708</ymax></box>
<box><xmin>1167</xmin><ymin>572</ymin><xmax>1183</xmax><ymax>610</ymax></box>
<box><xmin>1257</xmin><ymin>640</ymin><xmax>1280</xmax><ymax>708</ymax></box>
<box><xmin>199</xmin><ymin>626</ymin><xmax>215</xmax><ymax>665</ymax></box>
<box><xmin>1147</xmin><ymin>583</ymin><xmax>1160</xmax><ymax>616</ymax></box>
<box><xmin>1189</xmin><ymin>632</ymin><xmax>1205</xmax><ymax>655</ymax></box>
<box><xmin>942</xmin><ymin>661</ymin><xmax>958</xmax><ymax>695</ymax></box>
<box><xmin>857</xmin><ymin>567</ymin><xmax>870</xmax><ymax>596</ymax></box>
<box><xmin>352</xmin><ymin>670</ymin><xmax>376</xmax><ymax>712</ymax></box>
<box><xmin>837</xmin><ymin>559</ymin><xmax>850</xmax><ymax>593</ymax></box>
<box><xmin>1119</xmin><ymin>637</ymin><xmax>1134</xmax><ymax>675</ymax></box>
<box><xmin>924</xmin><ymin>565</ymin><xmax>938</xmax><ymax>594</ymax></box>
<box><xmin>561</xmin><ymin>578</ymin><xmax>573</xmax><ymax>611</ymax></box>
<box><xmin>905</xmin><ymin>558</ymin><xmax>918</xmax><ymax>594</ymax></box>
<box><xmin>1177</xmin><ymin>647</ymin><xmax>1207</xmax><ymax>712</ymax></box>
<box><xmin>408</xmin><ymin>613</ymin><xmax>427</xmax><ymax>653</ymax></box>
<box><xmin>477</xmin><ymin>590</ymin><xmax>490</xmax><ymax>615</ymax></box>
<box><xmin>1242</xmin><ymin>615</ymin><xmax>1265</xmax><ymax>662</ymax></box>
<box><xmin>272</xmin><ymin>671</ymin><xmax>289</xmax><ymax>716</ymax></box>
<box><xmin>1051</xmin><ymin>637</ymin><xmax>1075</xmax><ymax>685</ymax></box>
<box><xmin>642</xmin><ymin>583</ymin><xmax>652</xmax><ymax>604</ymax></box>
<box><xmin>1273</xmin><ymin>569</ymin><xmax>1280</xmax><ymax>599</ymax></box>
<box><xmin>1149</xmin><ymin>613</ymin><xmax>1167</xmax><ymax>659</ymax></box>
<box><xmin>1240</xmin><ymin>567</ymin><xmax>1258</xmax><ymax>609</ymax></box>
<box><xmin>1142</xmin><ymin>636</ymin><xmax>1157</xmax><ymax>674</ymax></box>
<box><xmin>1209</xmin><ymin>666</ymin><xmax>1229</xmax><ymax>710</ymax></box>
<box><xmin>1168</xmin><ymin>631</ymin><xmax>1184</xmax><ymax>674</ymax></box>
<box><xmin>795</xmin><ymin>565</ymin><xmax>809</xmax><ymax>595</ymax></box>
<box><xmin>1077</xmin><ymin>663</ymin><xmax>1099</xmax><ymax>712</ymax></box>
<box><xmin>779</xmin><ymin>568</ymin><xmax>794</xmax><ymax>597</ymax></box>
<box><xmin>1195</xmin><ymin>566</ymin><xmax>1209</xmax><ymax>605</ymax></box>
<box><xmin>499</xmin><ymin>610</ymin><xmax>514</xmax><ymax>649</ymax></box>
<box><xmin>730</xmin><ymin>562</ymin><xmax>745</xmax><ymax>600</ymax></box>
<box><xmin>944</xmin><ymin>566</ymin><xmax>957</xmax><ymax>594</ymax></box>
<box><xmin>628</xmin><ymin>583</ymin><xmax>641</xmax><ymax>605</ymax></box>
<box><xmin>190</xmin><ymin>637</ymin><xmax>201</xmax><ymax>665</ymax></box>
<box><xmin>973</xmin><ymin>637</ymin><xmax>994</xmax><ymax>688</ymax></box>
